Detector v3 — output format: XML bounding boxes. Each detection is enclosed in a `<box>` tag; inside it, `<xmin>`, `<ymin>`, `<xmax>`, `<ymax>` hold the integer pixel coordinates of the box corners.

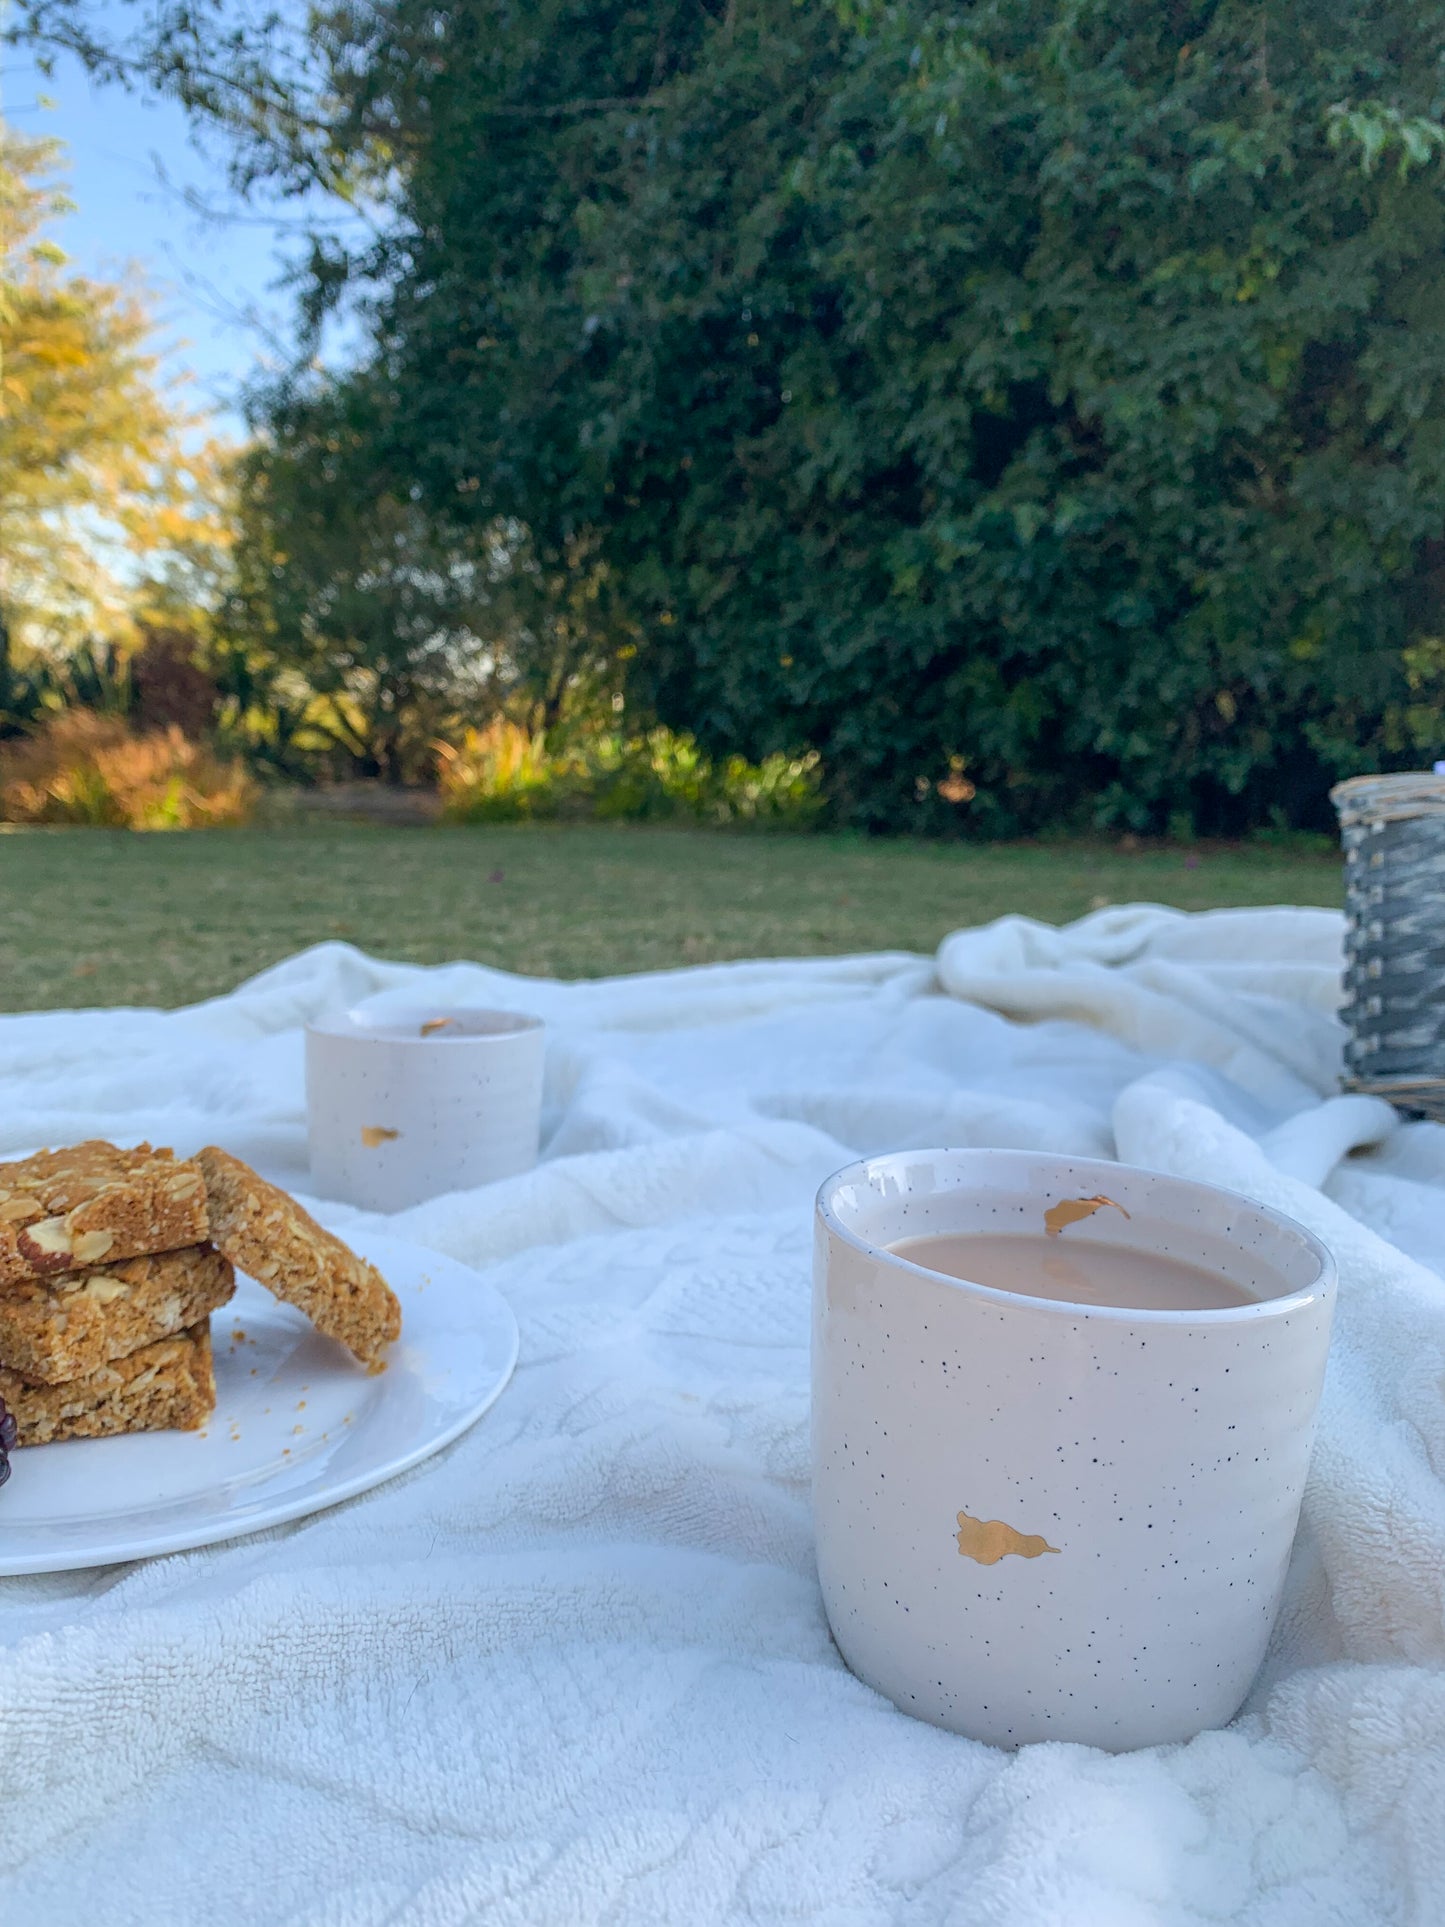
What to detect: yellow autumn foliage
<box><xmin>0</xmin><ymin>128</ymin><xmax>232</xmax><ymax>654</ymax></box>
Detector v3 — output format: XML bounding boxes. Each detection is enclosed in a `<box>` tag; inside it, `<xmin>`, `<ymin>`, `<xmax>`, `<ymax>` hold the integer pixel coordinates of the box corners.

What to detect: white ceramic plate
<box><xmin>0</xmin><ymin>1233</ymin><xmax>519</xmax><ymax>1575</ymax></box>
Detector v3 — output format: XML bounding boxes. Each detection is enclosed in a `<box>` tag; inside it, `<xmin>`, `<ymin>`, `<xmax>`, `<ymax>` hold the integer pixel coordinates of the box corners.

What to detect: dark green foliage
<box><xmin>0</xmin><ymin>635</ymin><xmax>134</xmax><ymax>738</ymax></box>
<box><xmin>220</xmin><ymin>382</ymin><xmax>500</xmax><ymax>782</ymax></box>
<box><xmin>17</xmin><ymin>0</ymin><xmax>1445</xmax><ymax>830</ymax></box>
<box><xmin>217</xmin><ymin>371</ymin><xmax>638</xmax><ymax>782</ymax></box>
<box><xmin>277</xmin><ymin>0</ymin><xmax>1445</xmax><ymax>832</ymax></box>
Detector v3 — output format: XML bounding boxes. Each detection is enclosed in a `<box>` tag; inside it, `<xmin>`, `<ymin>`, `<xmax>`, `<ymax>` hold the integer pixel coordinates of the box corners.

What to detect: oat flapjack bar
<box><xmin>0</xmin><ymin>1245</ymin><xmax>234</xmax><ymax>1386</ymax></box>
<box><xmin>0</xmin><ymin>1142</ymin><xmax>209</xmax><ymax>1287</ymax></box>
<box><xmin>1</xmin><ymin>1320</ymin><xmax>215</xmax><ymax>1445</ymax></box>
<box><xmin>197</xmin><ymin>1147</ymin><xmax>400</xmax><ymax>1370</ymax></box>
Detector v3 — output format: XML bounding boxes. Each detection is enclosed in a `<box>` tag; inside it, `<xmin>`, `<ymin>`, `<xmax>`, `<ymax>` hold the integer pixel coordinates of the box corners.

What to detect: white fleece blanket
<box><xmin>4</xmin><ymin>902</ymin><xmax>1444</xmax><ymax>1927</ymax></box>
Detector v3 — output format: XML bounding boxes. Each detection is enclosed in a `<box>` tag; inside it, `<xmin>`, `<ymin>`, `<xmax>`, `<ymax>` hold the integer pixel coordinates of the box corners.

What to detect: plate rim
<box><xmin>0</xmin><ymin>1232</ymin><xmax>519</xmax><ymax>1576</ymax></box>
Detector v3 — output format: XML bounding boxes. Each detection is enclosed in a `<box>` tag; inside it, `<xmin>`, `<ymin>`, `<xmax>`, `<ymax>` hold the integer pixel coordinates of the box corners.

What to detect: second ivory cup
<box><xmin>305</xmin><ymin>1006</ymin><xmax>545</xmax><ymax>1212</ymax></box>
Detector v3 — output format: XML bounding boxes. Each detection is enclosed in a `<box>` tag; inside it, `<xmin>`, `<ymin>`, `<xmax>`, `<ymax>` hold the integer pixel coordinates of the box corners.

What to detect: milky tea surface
<box><xmin>887</xmin><ymin>1232</ymin><xmax>1258</xmax><ymax>1311</ymax></box>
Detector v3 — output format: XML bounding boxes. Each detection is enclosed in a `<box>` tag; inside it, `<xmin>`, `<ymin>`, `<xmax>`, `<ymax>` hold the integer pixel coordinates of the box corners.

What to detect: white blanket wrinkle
<box><xmin>1</xmin><ymin>901</ymin><xmax>1442</xmax><ymax>1927</ymax></box>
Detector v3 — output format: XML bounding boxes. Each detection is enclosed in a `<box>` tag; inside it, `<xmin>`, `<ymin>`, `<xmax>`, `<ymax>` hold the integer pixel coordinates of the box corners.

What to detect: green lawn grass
<box><xmin>0</xmin><ymin>823</ymin><xmax>1342</xmax><ymax>1012</ymax></box>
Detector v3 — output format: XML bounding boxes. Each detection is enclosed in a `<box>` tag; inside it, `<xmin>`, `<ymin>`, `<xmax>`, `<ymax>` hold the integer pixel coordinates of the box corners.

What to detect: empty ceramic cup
<box><xmin>305</xmin><ymin>1006</ymin><xmax>545</xmax><ymax>1211</ymax></box>
<box><xmin>812</xmin><ymin>1148</ymin><xmax>1336</xmax><ymax>1751</ymax></box>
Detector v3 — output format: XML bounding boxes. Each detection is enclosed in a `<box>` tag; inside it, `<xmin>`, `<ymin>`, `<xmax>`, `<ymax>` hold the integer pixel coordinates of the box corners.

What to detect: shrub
<box><xmin>436</xmin><ymin>717</ymin><xmax>822</xmax><ymax>827</ymax></box>
<box><xmin>0</xmin><ymin>710</ymin><xmax>256</xmax><ymax>828</ymax></box>
<box><xmin>586</xmin><ymin>729</ymin><xmax>823</xmax><ymax>826</ymax></box>
<box><xmin>433</xmin><ymin>717</ymin><xmax>557</xmax><ymax>822</ymax></box>
<box><xmin>131</xmin><ymin>627</ymin><xmax>220</xmax><ymax>737</ymax></box>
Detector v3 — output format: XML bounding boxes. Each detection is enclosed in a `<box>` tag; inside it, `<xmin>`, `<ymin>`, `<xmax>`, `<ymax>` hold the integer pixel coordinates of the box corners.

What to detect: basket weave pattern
<box><xmin>1331</xmin><ymin>772</ymin><xmax>1445</xmax><ymax>1121</ymax></box>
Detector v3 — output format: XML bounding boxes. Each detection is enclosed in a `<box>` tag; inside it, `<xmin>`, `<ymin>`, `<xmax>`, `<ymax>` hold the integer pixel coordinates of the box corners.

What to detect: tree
<box><xmin>325</xmin><ymin>0</ymin><xmax>1445</xmax><ymax>832</ymax></box>
<box><xmin>0</xmin><ymin>127</ymin><xmax>227</xmax><ymax>680</ymax></box>
<box><xmin>18</xmin><ymin>1</ymin><xmax>1445</xmax><ymax>831</ymax></box>
<box><xmin>219</xmin><ymin>375</ymin><xmax>500</xmax><ymax>782</ymax></box>
<box><xmin>220</xmin><ymin>364</ymin><xmax>636</xmax><ymax>781</ymax></box>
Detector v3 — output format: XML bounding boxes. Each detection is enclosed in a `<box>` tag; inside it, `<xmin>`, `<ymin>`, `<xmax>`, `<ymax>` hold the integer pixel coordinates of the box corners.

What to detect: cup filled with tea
<box><xmin>812</xmin><ymin>1148</ymin><xmax>1335</xmax><ymax>1751</ymax></box>
<box><xmin>305</xmin><ymin>1005</ymin><xmax>545</xmax><ymax>1212</ymax></box>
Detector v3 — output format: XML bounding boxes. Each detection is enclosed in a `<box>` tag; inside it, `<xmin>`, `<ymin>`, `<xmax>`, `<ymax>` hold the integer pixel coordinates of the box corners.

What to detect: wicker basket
<box><xmin>1331</xmin><ymin>771</ymin><xmax>1445</xmax><ymax>1119</ymax></box>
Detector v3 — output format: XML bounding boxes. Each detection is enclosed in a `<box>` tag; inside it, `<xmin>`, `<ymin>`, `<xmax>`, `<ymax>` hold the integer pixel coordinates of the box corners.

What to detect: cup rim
<box><xmin>306</xmin><ymin>1005</ymin><xmax>545</xmax><ymax>1044</ymax></box>
<box><xmin>816</xmin><ymin>1147</ymin><xmax>1336</xmax><ymax>1325</ymax></box>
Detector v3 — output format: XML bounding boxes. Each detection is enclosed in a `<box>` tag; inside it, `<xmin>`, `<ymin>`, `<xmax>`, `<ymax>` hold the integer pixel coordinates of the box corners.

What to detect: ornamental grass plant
<box><xmin>0</xmin><ymin>710</ymin><xmax>256</xmax><ymax>829</ymax></box>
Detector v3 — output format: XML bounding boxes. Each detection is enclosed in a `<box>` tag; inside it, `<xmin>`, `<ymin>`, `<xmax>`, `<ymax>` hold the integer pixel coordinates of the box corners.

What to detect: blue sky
<box><xmin>3</xmin><ymin>25</ymin><xmax>341</xmax><ymax>440</ymax></box>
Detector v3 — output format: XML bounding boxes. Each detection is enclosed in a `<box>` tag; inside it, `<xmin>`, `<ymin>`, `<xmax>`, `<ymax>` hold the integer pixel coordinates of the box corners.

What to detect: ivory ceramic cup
<box><xmin>305</xmin><ymin>1006</ymin><xmax>545</xmax><ymax>1211</ymax></box>
<box><xmin>812</xmin><ymin>1148</ymin><xmax>1336</xmax><ymax>1751</ymax></box>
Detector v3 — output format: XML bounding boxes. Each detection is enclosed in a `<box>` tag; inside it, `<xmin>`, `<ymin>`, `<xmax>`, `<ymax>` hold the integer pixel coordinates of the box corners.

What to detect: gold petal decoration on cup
<box><xmin>1043</xmin><ymin>1193</ymin><xmax>1131</xmax><ymax>1237</ymax></box>
<box><xmin>955</xmin><ymin>1510</ymin><xmax>1060</xmax><ymax>1564</ymax></box>
<box><xmin>360</xmin><ymin>1126</ymin><xmax>401</xmax><ymax>1148</ymax></box>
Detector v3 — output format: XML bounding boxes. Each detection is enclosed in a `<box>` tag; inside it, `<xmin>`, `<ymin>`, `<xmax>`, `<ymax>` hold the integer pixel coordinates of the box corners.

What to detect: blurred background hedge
<box><xmin>6</xmin><ymin>0</ymin><xmax>1445</xmax><ymax>834</ymax></box>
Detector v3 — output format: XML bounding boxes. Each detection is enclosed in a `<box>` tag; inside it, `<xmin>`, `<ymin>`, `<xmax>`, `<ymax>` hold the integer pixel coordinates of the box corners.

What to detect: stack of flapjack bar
<box><xmin>0</xmin><ymin>1142</ymin><xmax>400</xmax><ymax>1446</ymax></box>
